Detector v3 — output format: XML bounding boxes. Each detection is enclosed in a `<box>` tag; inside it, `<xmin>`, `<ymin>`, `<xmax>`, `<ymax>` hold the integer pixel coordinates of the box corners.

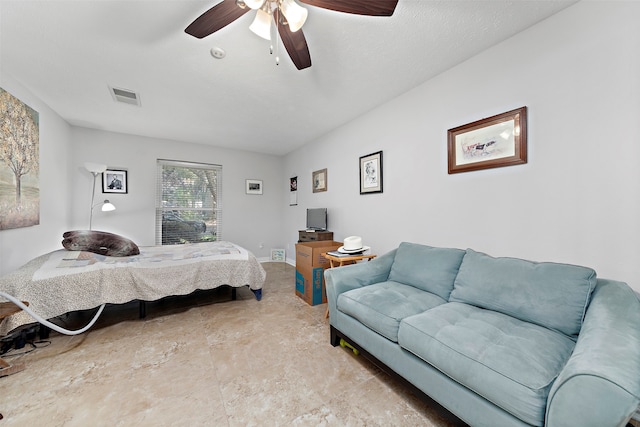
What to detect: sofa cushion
<box><xmin>338</xmin><ymin>280</ymin><xmax>447</xmax><ymax>342</ymax></box>
<box><xmin>398</xmin><ymin>302</ymin><xmax>576</xmax><ymax>426</ymax></box>
<box><xmin>449</xmin><ymin>249</ymin><xmax>596</xmax><ymax>339</ymax></box>
<box><xmin>388</xmin><ymin>242</ymin><xmax>466</xmax><ymax>300</ymax></box>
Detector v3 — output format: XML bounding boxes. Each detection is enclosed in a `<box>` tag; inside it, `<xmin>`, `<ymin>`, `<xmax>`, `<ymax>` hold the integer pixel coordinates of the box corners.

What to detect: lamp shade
<box><xmin>280</xmin><ymin>0</ymin><xmax>307</xmax><ymax>33</ymax></box>
<box><xmin>84</xmin><ymin>162</ymin><xmax>107</xmax><ymax>174</ymax></box>
<box><xmin>101</xmin><ymin>200</ymin><xmax>116</xmax><ymax>212</ymax></box>
<box><xmin>249</xmin><ymin>8</ymin><xmax>272</xmax><ymax>40</ymax></box>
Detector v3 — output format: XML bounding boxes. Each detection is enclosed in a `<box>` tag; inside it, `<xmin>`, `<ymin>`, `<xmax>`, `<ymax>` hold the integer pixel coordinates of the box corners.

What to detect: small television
<box><xmin>306</xmin><ymin>208</ymin><xmax>327</xmax><ymax>231</ymax></box>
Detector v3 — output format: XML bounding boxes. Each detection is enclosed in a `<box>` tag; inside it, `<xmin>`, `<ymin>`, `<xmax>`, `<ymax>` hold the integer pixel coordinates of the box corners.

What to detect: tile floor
<box><xmin>1</xmin><ymin>262</ymin><xmax>458</xmax><ymax>426</ymax></box>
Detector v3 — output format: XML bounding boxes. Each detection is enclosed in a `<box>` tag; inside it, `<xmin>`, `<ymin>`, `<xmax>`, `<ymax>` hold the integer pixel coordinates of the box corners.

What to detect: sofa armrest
<box><xmin>546</xmin><ymin>279</ymin><xmax>640</xmax><ymax>427</ymax></box>
<box><xmin>325</xmin><ymin>248</ymin><xmax>396</xmax><ymax>320</ymax></box>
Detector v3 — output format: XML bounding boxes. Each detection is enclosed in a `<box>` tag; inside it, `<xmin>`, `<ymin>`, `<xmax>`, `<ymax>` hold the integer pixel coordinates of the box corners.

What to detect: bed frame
<box><xmin>0</xmin><ymin>241</ymin><xmax>266</xmax><ymax>336</ymax></box>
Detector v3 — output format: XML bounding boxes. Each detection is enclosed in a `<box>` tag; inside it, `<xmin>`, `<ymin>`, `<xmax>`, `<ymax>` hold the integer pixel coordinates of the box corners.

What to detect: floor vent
<box><xmin>109</xmin><ymin>86</ymin><xmax>141</xmax><ymax>106</ymax></box>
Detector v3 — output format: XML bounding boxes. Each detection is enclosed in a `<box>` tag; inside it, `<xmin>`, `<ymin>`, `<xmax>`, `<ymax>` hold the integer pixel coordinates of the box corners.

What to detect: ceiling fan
<box><xmin>185</xmin><ymin>0</ymin><xmax>399</xmax><ymax>70</ymax></box>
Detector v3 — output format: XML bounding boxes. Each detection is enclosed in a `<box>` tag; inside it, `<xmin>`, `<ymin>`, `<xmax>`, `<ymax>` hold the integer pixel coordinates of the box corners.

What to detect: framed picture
<box><xmin>0</xmin><ymin>87</ymin><xmax>40</xmax><ymax>230</ymax></box>
<box><xmin>246</xmin><ymin>179</ymin><xmax>263</xmax><ymax>195</ymax></box>
<box><xmin>103</xmin><ymin>169</ymin><xmax>128</xmax><ymax>193</ymax></box>
<box><xmin>359</xmin><ymin>151</ymin><xmax>383</xmax><ymax>194</ymax></box>
<box><xmin>312</xmin><ymin>168</ymin><xmax>327</xmax><ymax>193</ymax></box>
<box><xmin>289</xmin><ymin>176</ymin><xmax>298</xmax><ymax>206</ymax></box>
<box><xmin>270</xmin><ymin>248</ymin><xmax>286</xmax><ymax>262</ymax></box>
<box><xmin>447</xmin><ymin>106</ymin><xmax>527</xmax><ymax>174</ymax></box>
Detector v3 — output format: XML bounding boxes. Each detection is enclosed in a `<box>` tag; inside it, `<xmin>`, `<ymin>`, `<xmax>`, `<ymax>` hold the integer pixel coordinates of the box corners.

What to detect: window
<box><xmin>156</xmin><ymin>159</ymin><xmax>222</xmax><ymax>245</ymax></box>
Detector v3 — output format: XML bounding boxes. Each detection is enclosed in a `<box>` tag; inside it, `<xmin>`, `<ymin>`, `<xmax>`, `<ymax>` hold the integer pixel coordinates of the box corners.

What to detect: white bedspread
<box><xmin>0</xmin><ymin>241</ymin><xmax>266</xmax><ymax>334</ymax></box>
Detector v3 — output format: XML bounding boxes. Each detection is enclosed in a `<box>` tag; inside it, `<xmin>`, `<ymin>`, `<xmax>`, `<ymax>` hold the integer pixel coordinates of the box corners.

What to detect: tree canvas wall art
<box><xmin>0</xmin><ymin>87</ymin><xmax>40</xmax><ymax>230</ymax></box>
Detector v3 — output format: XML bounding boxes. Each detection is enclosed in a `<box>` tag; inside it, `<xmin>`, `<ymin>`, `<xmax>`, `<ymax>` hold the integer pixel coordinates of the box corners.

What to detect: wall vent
<box><xmin>109</xmin><ymin>86</ymin><xmax>141</xmax><ymax>106</ymax></box>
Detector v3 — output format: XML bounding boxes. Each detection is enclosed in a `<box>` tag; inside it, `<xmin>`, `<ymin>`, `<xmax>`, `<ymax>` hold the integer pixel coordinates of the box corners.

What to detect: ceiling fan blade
<box><xmin>274</xmin><ymin>10</ymin><xmax>312</xmax><ymax>70</ymax></box>
<box><xmin>298</xmin><ymin>0</ymin><xmax>398</xmax><ymax>16</ymax></box>
<box><xmin>185</xmin><ymin>0</ymin><xmax>250</xmax><ymax>39</ymax></box>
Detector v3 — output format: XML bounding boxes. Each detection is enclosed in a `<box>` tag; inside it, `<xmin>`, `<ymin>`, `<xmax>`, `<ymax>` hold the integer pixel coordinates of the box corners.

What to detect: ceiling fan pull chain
<box><xmin>269</xmin><ymin>3</ymin><xmax>275</xmax><ymax>55</ymax></box>
<box><xmin>275</xmin><ymin>9</ymin><xmax>280</xmax><ymax>65</ymax></box>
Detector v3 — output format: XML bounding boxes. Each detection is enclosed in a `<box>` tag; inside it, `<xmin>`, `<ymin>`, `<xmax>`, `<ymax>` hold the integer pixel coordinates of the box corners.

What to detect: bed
<box><xmin>0</xmin><ymin>240</ymin><xmax>266</xmax><ymax>335</ymax></box>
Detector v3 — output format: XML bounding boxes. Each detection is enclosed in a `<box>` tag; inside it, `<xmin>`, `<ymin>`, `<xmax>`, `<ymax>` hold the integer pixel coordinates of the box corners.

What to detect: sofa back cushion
<box><xmin>449</xmin><ymin>249</ymin><xmax>597</xmax><ymax>339</ymax></box>
<box><xmin>388</xmin><ymin>242</ymin><xmax>466</xmax><ymax>300</ymax></box>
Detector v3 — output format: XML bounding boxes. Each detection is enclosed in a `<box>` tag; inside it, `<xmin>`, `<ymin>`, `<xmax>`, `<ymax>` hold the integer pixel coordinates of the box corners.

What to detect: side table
<box><xmin>0</xmin><ymin>301</ymin><xmax>29</xmax><ymax>377</ymax></box>
<box><xmin>321</xmin><ymin>252</ymin><xmax>377</xmax><ymax>318</ymax></box>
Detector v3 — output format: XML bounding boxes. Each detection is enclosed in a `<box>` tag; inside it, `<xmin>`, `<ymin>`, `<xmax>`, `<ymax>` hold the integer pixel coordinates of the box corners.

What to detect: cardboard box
<box><xmin>296</xmin><ymin>240</ymin><xmax>342</xmax><ymax>305</ymax></box>
<box><xmin>295</xmin><ymin>264</ymin><xmax>327</xmax><ymax>306</ymax></box>
<box><xmin>295</xmin><ymin>241</ymin><xmax>341</xmax><ymax>306</ymax></box>
<box><xmin>295</xmin><ymin>241</ymin><xmax>341</xmax><ymax>268</ymax></box>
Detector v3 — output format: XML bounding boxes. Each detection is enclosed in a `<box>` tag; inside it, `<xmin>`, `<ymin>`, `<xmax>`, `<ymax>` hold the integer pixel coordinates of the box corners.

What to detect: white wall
<box><xmin>283</xmin><ymin>2</ymin><xmax>640</xmax><ymax>291</ymax></box>
<box><xmin>3</xmin><ymin>1</ymin><xmax>639</xmax><ymax>294</ymax></box>
<box><xmin>68</xmin><ymin>127</ymin><xmax>284</xmax><ymax>259</ymax></box>
<box><xmin>0</xmin><ymin>74</ymin><xmax>73</xmax><ymax>276</ymax></box>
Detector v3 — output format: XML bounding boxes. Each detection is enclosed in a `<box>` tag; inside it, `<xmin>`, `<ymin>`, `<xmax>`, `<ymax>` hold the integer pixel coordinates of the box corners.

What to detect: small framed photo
<box><xmin>312</xmin><ymin>168</ymin><xmax>327</xmax><ymax>193</ymax></box>
<box><xmin>359</xmin><ymin>151</ymin><xmax>383</xmax><ymax>194</ymax></box>
<box><xmin>270</xmin><ymin>248</ymin><xmax>286</xmax><ymax>262</ymax></box>
<box><xmin>447</xmin><ymin>106</ymin><xmax>527</xmax><ymax>174</ymax></box>
<box><xmin>103</xmin><ymin>169</ymin><xmax>128</xmax><ymax>194</ymax></box>
<box><xmin>246</xmin><ymin>179</ymin><xmax>263</xmax><ymax>195</ymax></box>
<box><xmin>289</xmin><ymin>176</ymin><xmax>298</xmax><ymax>206</ymax></box>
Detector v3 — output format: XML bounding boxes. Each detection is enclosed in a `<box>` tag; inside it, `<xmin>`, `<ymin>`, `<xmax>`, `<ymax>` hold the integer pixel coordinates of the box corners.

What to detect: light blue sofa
<box><xmin>325</xmin><ymin>242</ymin><xmax>640</xmax><ymax>427</ymax></box>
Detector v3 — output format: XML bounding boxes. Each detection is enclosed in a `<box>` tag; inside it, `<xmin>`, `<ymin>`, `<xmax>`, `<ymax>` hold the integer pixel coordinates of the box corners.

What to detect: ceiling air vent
<box><xmin>109</xmin><ymin>86</ymin><xmax>141</xmax><ymax>107</ymax></box>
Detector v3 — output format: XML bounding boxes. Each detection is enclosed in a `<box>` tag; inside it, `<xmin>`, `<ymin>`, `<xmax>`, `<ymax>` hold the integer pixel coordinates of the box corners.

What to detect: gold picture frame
<box><xmin>312</xmin><ymin>168</ymin><xmax>327</xmax><ymax>193</ymax></box>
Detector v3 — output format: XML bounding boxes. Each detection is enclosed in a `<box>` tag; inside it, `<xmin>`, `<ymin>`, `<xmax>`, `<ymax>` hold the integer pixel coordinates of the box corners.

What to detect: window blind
<box><xmin>155</xmin><ymin>159</ymin><xmax>222</xmax><ymax>245</ymax></box>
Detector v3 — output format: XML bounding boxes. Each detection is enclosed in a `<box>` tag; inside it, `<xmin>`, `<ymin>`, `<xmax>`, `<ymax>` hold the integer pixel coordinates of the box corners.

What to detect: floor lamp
<box><xmin>85</xmin><ymin>162</ymin><xmax>116</xmax><ymax>230</ymax></box>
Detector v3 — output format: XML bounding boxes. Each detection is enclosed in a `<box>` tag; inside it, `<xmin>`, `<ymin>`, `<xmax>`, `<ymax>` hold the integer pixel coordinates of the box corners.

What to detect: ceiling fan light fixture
<box><xmin>249</xmin><ymin>8</ymin><xmax>272</xmax><ymax>40</ymax></box>
<box><xmin>279</xmin><ymin>0</ymin><xmax>307</xmax><ymax>32</ymax></box>
<box><xmin>244</xmin><ymin>0</ymin><xmax>266</xmax><ymax>9</ymax></box>
<box><xmin>185</xmin><ymin>0</ymin><xmax>398</xmax><ymax>70</ymax></box>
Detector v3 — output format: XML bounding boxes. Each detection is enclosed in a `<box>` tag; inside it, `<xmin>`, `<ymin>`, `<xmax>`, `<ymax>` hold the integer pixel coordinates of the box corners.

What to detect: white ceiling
<box><xmin>0</xmin><ymin>0</ymin><xmax>577</xmax><ymax>156</ymax></box>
